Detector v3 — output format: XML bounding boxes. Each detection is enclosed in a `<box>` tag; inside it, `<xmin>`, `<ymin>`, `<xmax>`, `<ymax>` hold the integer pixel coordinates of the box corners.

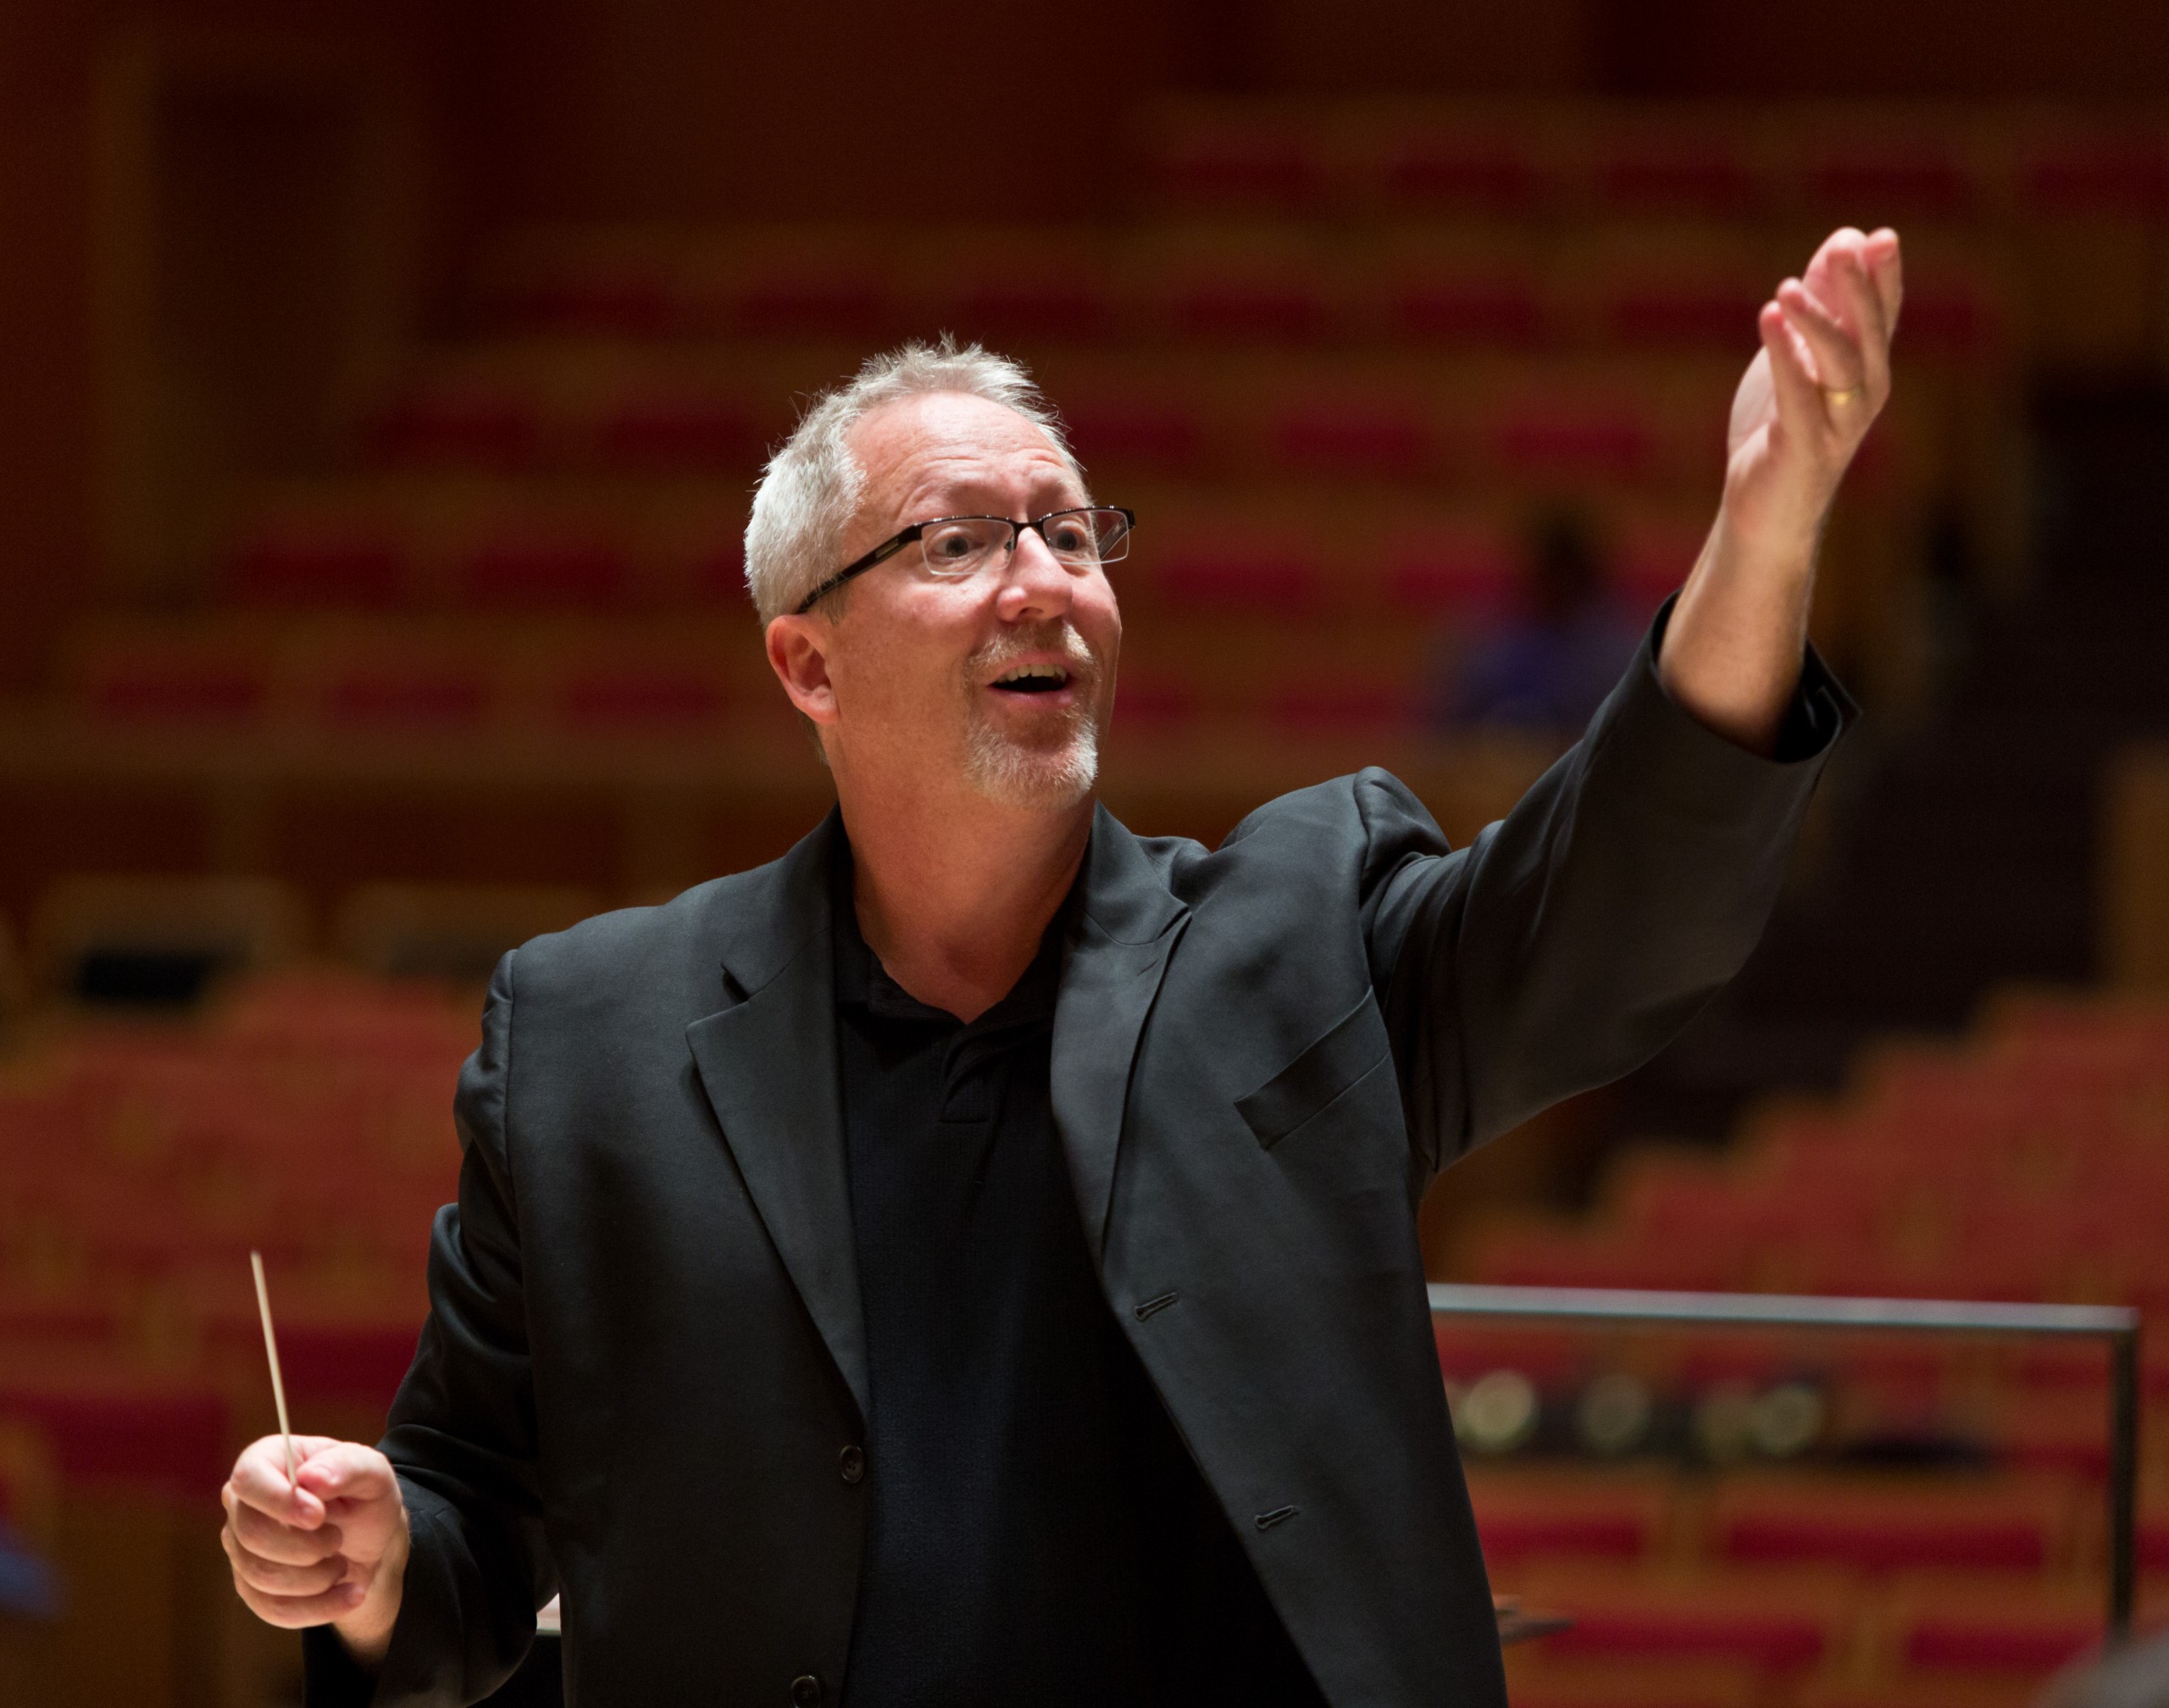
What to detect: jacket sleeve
<box><xmin>1361</xmin><ymin>602</ymin><xmax>1853</xmax><ymax>1185</ymax></box>
<box><xmin>304</xmin><ymin>950</ymin><xmax>555</xmax><ymax>1706</ymax></box>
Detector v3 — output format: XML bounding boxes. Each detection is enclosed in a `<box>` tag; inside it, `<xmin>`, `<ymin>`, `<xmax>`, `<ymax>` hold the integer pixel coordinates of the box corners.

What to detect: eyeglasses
<box><xmin>794</xmin><ymin>506</ymin><xmax>1136</xmax><ymax>615</ymax></box>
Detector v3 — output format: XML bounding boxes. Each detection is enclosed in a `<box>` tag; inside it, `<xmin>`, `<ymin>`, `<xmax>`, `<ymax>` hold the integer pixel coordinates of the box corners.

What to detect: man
<box><xmin>221</xmin><ymin>227</ymin><xmax>1901</xmax><ymax>1706</ymax></box>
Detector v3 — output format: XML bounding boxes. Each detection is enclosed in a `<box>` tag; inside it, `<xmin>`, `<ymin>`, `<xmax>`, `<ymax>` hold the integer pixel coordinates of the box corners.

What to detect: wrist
<box><xmin>1704</xmin><ymin>498</ymin><xmax>1819</xmax><ymax>591</ymax></box>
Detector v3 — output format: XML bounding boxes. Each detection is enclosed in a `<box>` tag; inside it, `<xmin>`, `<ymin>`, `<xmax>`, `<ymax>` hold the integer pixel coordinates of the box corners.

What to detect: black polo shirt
<box><xmin>831</xmin><ymin>840</ymin><xmax>1323</xmax><ymax>1708</ymax></box>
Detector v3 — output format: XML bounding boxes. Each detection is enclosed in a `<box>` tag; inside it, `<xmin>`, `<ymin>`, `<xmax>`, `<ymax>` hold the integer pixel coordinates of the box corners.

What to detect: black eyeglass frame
<box><xmin>793</xmin><ymin>506</ymin><xmax>1137</xmax><ymax>616</ymax></box>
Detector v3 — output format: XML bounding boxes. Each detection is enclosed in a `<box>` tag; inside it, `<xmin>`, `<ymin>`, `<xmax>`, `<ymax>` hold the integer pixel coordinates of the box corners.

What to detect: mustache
<box><xmin>965</xmin><ymin>623</ymin><xmax>1103</xmax><ymax>687</ymax></box>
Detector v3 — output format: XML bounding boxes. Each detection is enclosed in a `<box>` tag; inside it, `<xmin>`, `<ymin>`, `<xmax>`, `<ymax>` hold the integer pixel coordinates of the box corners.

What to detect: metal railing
<box><xmin>1429</xmin><ymin>1282</ymin><xmax>2144</xmax><ymax>1639</ymax></box>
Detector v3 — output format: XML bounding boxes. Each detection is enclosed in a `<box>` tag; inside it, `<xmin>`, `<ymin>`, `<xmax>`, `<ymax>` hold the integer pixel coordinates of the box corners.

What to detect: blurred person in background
<box><xmin>1435</xmin><ymin>505</ymin><xmax>1645</xmax><ymax>737</ymax></box>
<box><xmin>219</xmin><ymin>227</ymin><xmax>1900</xmax><ymax>1708</ymax></box>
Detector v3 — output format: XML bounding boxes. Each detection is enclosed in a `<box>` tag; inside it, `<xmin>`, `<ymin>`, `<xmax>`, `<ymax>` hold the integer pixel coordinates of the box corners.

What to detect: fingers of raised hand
<box><xmin>1800</xmin><ymin>227</ymin><xmax>1900</xmax><ymax>386</ymax></box>
<box><xmin>1775</xmin><ymin>278</ymin><xmax>1862</xmax><ymax>391</ymax></box>
<box><xmin>1803</xmin><ymin>226</ymin><xmax>1871</xmax><ymax>312</ymax></box>
<box><xmin>1756</xmin><ymin>301</ymin><xmax>1828</xmax><ymax>435</ymax></box>
<box><xmin>1817</xmin><ymin>246</ymin><xmax>1894</xmax><ymax>396</ymax></box>
<box><xmin>1862</xmin><ymin>226</ymin><xmax>1905</xmax><ymax>330</ymax></box>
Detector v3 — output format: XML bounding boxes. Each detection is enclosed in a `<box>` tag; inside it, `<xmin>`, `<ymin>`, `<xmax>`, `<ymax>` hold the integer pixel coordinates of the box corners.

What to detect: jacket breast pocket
<box><xmin>1235</xmin><ymin>992</ymin><xmax>1393</xmax><ymax>1151</ymax></box>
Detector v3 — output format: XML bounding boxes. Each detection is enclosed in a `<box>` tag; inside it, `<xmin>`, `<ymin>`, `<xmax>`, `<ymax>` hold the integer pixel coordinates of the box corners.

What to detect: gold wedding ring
<box><xmin>1822</xmin><ymin>384</ymin><xmax>1867</xmax><ymax>406</ymax></box>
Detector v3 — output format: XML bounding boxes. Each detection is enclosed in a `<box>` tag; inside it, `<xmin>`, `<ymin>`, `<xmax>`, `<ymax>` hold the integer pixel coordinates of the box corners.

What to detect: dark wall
<box><xmin>0</xmin><ymin>1</ymin><xmax>102</xmax><ymax>696</ymax></box>
<box><xmin>1587</xmin><ymin>0</ymin><xmax>2169</xmax><ymax>98</ymax></box>
<box><xmin>436</xmin><ymin>0</ymin><xmax>1184</xmax><ymax>226</ymax></box>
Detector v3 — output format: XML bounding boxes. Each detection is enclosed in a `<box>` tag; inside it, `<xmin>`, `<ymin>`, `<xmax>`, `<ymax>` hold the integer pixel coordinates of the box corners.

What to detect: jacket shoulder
<box><xmin>1217</xmin><ymin>768</ymin><xmax>1447</xmax><ymax>857</ymax></box>
<box><xmin>502</xmin><ymin>850</ymin><xmax>811</xmax><ymax>1017</ymax></box>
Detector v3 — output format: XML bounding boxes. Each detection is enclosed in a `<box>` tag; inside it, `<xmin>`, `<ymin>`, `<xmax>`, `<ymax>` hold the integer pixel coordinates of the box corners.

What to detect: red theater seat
<box><xmin>548</xmin><ymin>659</ymin><xmax>730</xmax><ymax>734</ymax></box>
<box><xmin>592</xmin><ymin>394</ymin><xmax>760</xmax><ymax>471</ymax></box>
<box><xmin>1800</xmin><ymin>141</ymin><xmax>1981</xmax><ymax>224</ymax></box>
<box><xmin>491</xmin><ymin>258</ymin><xmax>680</xmax><ymax>337</ymax></box>
<box><xmin>1268</xmin><ymin>396</ymin><xmax>1432</xmax><ymax>480</ymax></box>
<box><xmin>459</xmin><ymin>531</ymin><xmax>631</xmax><ymax>608</ymax></box>
<box><xmin>205</xmin><ymin>1317</ymin><xmax>422</xmax><ymax>1411</ymax></box>
<box><xmin>1525</xmin><ymin>1573</ymin><xmax>1844</xmax><ymax>1673</ymax></box>
<box><xmin>951</xmin><ymin>276</ymin><xmax>1117</xmax><ymax>343</ymax></box>
<box><xmin>230</xmin><ymin>526</ymin><xmax>408</xmax><ymax>607</ymax></box>
<box><xmin>0</xmin><ymin>1382</ymin><xmax>229</xmax><ymax>1499</ymax></box>
<box><xmin>734</xmin><ymin>274</ymin><xmax>892</xmax><ymax>341</ymax></box>
<box><xmin>1798</xmin><ymin>1679</ymin><xmax>2042</xmax><ymax>1708</ymax></box>
<box><xmin>1613</xmin><ymin>521</ymin><xmax>1705</xmax><ymax>611</ymax></box>
<box><xmin>1152</xmin><ymin>541</ymin><xmax>1322</xmax><ymax>612</ymax></box>
<box><xmin>690</xmin><ymin>532</ymin><xmax>748</xmax><ymax>602</ymax></box>
<box><xmin>1599</xmin><ymin>277</ymin><xmax>1768</xmax><ymax>352</ymax></box>
<box><xmin>1379</xmin><ymin>130</ymin><xmax>1554</xmax><ymax>217</ymax></box>
<box><xmin>1152</xmin><ymin>118</ymin><xmax>1327</xmax><ymax>213</ymax></box>
<box><xmin>312</xmin><ymin>656</ymin><xmax>496</xmax><ymax>732</ymax></box>
<box><xmin>1262</xmin><ymin>679</ymin><xmax>1418</xmax><ymax>734</ymax></box>
<box><xmin>75</xmin><ymin>638</ymin><xmax>273</xmax><ymax>727</ymax></box>
<box><xmin>1892</xmin><ymin>277</ymin><xmax>2000</xmax><ymax>358</ymax></box>
<box><xmin>1711</xmin><ymin>1478</ymin><xmax>2064</xmax><ymax>1574</ymax></box>
<box><xmin>1060</xmin><ymin>397</ymin><xmax>1209</xmax><ymax>475</ymax></box>
<box><xmin>1389</xmin><ymin>269</ymin><xmax>1549</xmax><ymax>348</ymax></box>
<box><xmin>1505</xmin><ymin>1661</ymin><xmax>1758</xmax><ymax>1708</ymax></box>
<box><xmin>1592</xmin><ymin>135</ymin><xmax>1764</xmax><ymax>219</ymax></box>
<box><xmin>1383</xmin><ymin>525</ymin><xmax>1517</xmax><ymax>616</ymax></box>
<box><xmin>2017</xmin><ymin>133</ymin><xmax>2169</xmax><ymax>219</ymax></box>
<box><xmin>368</xmin><ymin>380</ymin><xmax>542</xmax><ymax>470</ymax></box>
<box><xmin>275</xmin><ymin>1322</ymin><xmax>423</xmax><ymax>1408</ymax></box>
<box><xmin>1467</xmin><ymin>1217</ymin><xmax>1741</xmax><ymax>1293</ymax></box>
<box><xmin>1107</xmin><ymin>672</ymin><xmax>1200</xmax><ymax>732</ymax></box>
<box><xmin>1469</xmin><ymin>1472</ymin><xmax>1667</xmax><ymax>1567</ymax></box>
<box><xmin>2143</xmin><ymin>1512</ymin><xmax>2169</xmax><ymax>1575</ymax></box>
<box><xmin>1165</xmin><ymin>274</ymin><xmax>1333</xmax><ymax>343</ymax></box>
<box><xmin>1489</xmin><ymin>397</ymin><xmax>1656</xmax><ymax>483</ymax></box>
<box><xmin>1894</xmin><ymin>1583</ymin><xmax>2102</xmax><ymax>1676</ymax></box>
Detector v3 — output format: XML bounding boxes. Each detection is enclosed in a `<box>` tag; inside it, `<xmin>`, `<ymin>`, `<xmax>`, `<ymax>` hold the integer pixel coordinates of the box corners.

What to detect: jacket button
<box><xmin>790</xmin><ymin>1674</ymin><xmax>823</xmax><ymax>1706</ymax></box>
<box><xmin>839</xmin><ymin>1445</ymin><xmax>865</xmax><ymax>1484</ymax></box>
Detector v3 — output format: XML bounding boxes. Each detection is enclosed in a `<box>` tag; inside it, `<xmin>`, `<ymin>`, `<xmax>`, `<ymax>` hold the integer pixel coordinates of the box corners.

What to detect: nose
<box><xmin>993</xmin><ymin>524</ymin><xmax>1079</xmax><ymax>624</ymax></box>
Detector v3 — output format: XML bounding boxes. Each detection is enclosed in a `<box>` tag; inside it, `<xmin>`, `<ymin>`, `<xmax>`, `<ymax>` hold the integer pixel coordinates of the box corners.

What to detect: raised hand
<box><xmin>1722</xmin><ymin>226</ymin><xmax>1904</xmax><ymax>554</ymax></box>
<box><xmin>220</xmin><ymin>1434</ymin><xmax>411</xmax><ymax>1666</ymax></box>
<box><xmin>1657</xmin><ymin>226</ymin><xmax>1903</xmax><ymax>755</ymax></box>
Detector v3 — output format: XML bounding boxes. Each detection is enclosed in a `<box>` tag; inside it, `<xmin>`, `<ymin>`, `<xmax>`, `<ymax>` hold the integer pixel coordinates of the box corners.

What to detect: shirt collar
<box><xmin>829</xmin><ymin>830</ymin><xmax>1070</xmax><ymax>1030</ymax></box>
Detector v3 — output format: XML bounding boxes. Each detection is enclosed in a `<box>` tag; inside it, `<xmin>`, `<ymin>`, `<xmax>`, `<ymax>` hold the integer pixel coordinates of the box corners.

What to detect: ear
<box><xmin>765</xmin><ymin>613</ymin><xmax>840</xmax><ymax>726</ymax></box>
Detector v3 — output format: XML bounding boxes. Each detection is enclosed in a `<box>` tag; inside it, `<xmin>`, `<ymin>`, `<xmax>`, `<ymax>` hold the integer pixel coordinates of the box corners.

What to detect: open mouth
<box><xmin>989</xmin><ymin>663</ymin><xmax>1073</xmax><ymax>696</ymax></box>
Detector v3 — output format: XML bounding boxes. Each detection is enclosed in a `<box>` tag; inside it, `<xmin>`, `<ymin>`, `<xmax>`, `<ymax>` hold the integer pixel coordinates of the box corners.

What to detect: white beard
<box><xmin>964</xmin><ymin>705</ymin><xmax>1099</xmax><ymax>808</ymax></box>
<box><xmin>959</xmin><ymin>621</ymin><xmax>1104</xmax><ymax>809</ymax></box>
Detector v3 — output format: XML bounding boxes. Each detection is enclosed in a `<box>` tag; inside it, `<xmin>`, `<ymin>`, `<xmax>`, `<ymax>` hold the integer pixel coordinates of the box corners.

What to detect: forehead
<box><xmin>849</xmin><ymin>391</ymin><xmax>1078</xmax><ymax>514</ymax></box>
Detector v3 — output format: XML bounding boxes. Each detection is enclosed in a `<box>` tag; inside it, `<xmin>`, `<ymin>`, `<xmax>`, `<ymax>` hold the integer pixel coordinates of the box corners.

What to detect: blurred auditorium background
<box><xmin>3</xmin><ymin>2</ymin><xmax>2169</xmax><ymax>1704</ymax></box>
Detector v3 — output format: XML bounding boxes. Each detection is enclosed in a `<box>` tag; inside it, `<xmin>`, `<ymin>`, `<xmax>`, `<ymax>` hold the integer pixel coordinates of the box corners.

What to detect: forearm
<box><xmin>1657</xmin><ymin>506</ymin><xmax>1818</xmax><ymax>758</ymax></box>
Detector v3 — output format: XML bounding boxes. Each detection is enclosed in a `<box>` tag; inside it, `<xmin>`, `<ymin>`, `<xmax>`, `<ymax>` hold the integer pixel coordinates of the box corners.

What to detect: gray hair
<box><xmin>742</xmin><ymin>337</ymin><xmax>1084</xmax><ymax>624</ymax></box>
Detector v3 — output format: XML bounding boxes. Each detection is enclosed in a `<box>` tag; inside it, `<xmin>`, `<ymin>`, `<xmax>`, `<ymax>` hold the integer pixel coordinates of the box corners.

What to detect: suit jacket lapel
<box><xmin>684</xmin><ymin>811</ymin><xmax>869</xmax><ymax>1424</ymax></box>
<box><xmin>1053</xmin><ymin>805</ymin><xmax>1189</xmax><ymax>1261</ymax></box>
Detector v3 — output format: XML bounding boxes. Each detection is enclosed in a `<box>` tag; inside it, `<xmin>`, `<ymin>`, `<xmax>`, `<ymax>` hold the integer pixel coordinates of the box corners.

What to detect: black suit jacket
<box><xmin>324</xmin><ymin>620</ymin><xmax>1848</xmax><ymax>1706</ymax></box>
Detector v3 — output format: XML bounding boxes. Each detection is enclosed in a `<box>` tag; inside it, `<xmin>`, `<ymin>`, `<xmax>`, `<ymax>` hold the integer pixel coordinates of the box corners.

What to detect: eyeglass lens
<box><xmin>920</xmin><ymin>509</ymin><xmax>1132</xmax><ymax>579</ymax></box>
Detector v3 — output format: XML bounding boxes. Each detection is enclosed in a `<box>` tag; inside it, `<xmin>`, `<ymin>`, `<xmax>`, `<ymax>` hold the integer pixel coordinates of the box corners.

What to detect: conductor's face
<box><xmin>768</xmin><ymin>391</ymin><xmax>1122</xmax><ymax>813</ymax></box>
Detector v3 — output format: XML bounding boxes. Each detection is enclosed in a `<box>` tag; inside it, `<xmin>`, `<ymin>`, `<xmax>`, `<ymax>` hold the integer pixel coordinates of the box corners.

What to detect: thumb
<box><xmin>296</xmin><ymin>1442</ymin><xmax>397</xmax><ymax>1504</ymax></box>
